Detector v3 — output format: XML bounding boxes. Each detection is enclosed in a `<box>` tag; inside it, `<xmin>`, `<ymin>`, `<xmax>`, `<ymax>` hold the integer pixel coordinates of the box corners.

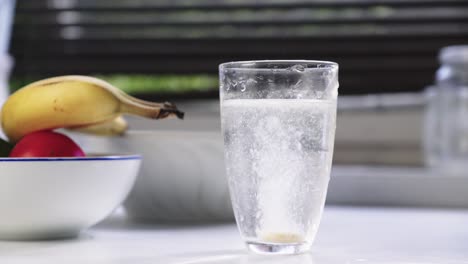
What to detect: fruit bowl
<box><xmin>0</xmin><ymin>154</ymin><xmax>141</xmax><ymax>240</ymax></box>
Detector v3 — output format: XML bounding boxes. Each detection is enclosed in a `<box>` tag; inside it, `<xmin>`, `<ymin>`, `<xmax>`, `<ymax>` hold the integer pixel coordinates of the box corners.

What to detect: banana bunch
<box><xmin>1</xmin><ymin>75</ymin><xmax>184</xmax><ymax>142</ymax></box>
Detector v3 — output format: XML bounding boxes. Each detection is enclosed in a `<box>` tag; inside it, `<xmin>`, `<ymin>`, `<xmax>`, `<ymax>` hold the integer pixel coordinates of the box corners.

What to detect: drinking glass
<box><xmin>219</xmin><ymin>60</ymin><xmax>339</xmax><ymax>254</ymax></box>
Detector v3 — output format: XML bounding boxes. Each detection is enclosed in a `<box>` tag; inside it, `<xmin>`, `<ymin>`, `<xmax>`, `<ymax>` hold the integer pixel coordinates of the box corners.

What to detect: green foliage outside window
<box><xmin>9</xmin><ymin>74</ymin><xmax>218</xmax><ymax>95</ymax></box>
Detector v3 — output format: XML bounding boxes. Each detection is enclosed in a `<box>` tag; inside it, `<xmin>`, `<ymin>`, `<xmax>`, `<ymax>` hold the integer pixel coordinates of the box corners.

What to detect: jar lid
<box><xmin>439</xmin><ymin>45</ymin><xmax>468</xmax><ymax>65</ymax></box>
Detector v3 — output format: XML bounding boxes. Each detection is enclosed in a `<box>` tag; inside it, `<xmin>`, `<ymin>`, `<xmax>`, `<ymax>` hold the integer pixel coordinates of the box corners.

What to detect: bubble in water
<box><xmin>315</xmin><ymin>90</ymin><xmax>324</xmax><ymax>99</ymax></box>
<box><xmin>256</xmin><ymin>211</ymin><xmax>262</xmax><ymax>219</ymax></box>
<box><xmin>290</xmin><ymin>64</ymin><xmax>306</xmax><ymax>72</ymax></box>
<box><xmin>223</xmin><ymin>76</ymin><xmax>230</xmax><ymax>91</ymax></box>
<box><xmin>240</xmin><ymin>83</ymin><xmax>247</xmax><ymax>92</ymax></box>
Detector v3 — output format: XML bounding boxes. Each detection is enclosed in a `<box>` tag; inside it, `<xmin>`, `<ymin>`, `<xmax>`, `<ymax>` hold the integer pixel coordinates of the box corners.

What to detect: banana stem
<box><xmin>120</xmin><ymin>98</ymin><xmax>184</xmax><ymax>119</ymax></box>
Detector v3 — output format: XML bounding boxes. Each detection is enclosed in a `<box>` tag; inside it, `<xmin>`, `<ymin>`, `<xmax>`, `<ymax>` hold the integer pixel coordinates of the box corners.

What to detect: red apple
<box><xmin>9</xmin><ymin>131</ymin><xmax>85</xmax><ymax>157</ymax></box>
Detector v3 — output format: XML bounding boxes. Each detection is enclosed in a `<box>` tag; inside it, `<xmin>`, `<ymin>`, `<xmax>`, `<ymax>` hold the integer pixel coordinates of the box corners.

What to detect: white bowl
<box><xmin>71</xmin><ymin>131</ymin><xmax>233</xmax><ymax>222</ymax></box>
<box><xmin>0</xmin><ymin>155</ymin><xmax>141</xmax><ymax>240</ymax></box>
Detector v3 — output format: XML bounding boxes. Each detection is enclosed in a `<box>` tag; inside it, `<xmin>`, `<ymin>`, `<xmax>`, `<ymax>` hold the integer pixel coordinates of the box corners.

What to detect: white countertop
<box><xmin>1</xmin><ymin>206</ymin><xmax>467</xmax><ymax>264</ymax></box>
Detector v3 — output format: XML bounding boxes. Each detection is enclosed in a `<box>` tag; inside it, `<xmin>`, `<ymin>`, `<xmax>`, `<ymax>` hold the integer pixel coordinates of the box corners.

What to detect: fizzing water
<box><xmin>221</xmin><ymin>99</ymin><xmax>337</xmax><ymax>246</ymax></box>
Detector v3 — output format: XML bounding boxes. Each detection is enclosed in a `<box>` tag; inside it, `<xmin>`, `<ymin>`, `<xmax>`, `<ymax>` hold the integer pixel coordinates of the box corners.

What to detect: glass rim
<box><xmin>219</xmin><ymin>60</ymin><xmax>338</xmax><ymax>71</ymax></box>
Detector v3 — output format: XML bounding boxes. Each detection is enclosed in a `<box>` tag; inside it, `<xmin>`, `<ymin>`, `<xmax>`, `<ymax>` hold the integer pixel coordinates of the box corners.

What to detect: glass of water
<box><xmin>219</xmin><ymin>60</ymin><xmax>339</xmax><ymax>255</ymax></box>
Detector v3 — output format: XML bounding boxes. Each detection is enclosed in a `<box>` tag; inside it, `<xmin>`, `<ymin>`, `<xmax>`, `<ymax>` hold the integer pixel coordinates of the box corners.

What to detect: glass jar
<box><xmin>424</xmin><ymin>45</ymin><xmax>468</xmax><ymax>169</ymax></box>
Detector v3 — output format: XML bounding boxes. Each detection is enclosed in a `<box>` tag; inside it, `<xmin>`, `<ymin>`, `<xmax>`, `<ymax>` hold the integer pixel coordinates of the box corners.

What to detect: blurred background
<box><xmin>2</xmin><ymin>0</ymin><xmax>468</xmax><ymax>215</ymax></box>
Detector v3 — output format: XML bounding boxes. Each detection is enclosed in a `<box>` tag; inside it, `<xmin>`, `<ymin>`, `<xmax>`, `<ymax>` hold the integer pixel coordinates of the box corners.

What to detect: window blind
<box><xmin>10</xmin><ymin>0</ymin><xmax>468</xmax><ymax>94</ymax></box>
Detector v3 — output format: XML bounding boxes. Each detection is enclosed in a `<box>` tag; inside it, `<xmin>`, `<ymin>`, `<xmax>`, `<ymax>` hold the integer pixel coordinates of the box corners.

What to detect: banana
<box><xmin>1</xmin><ymin>75</ymin><xmax>184</xmax><ymax>142</ymax></box>
<box><xmin>67</xmin><ymin>115</ymin><xmax>128</xmax><ymax>136</ymax></box>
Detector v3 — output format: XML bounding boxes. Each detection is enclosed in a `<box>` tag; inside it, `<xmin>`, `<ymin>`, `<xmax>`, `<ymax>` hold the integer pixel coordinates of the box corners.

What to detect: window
<box><xmin>10</xmin><ymin>0</ymin><xmax>468</xmax><ymax>97</ymax></box>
